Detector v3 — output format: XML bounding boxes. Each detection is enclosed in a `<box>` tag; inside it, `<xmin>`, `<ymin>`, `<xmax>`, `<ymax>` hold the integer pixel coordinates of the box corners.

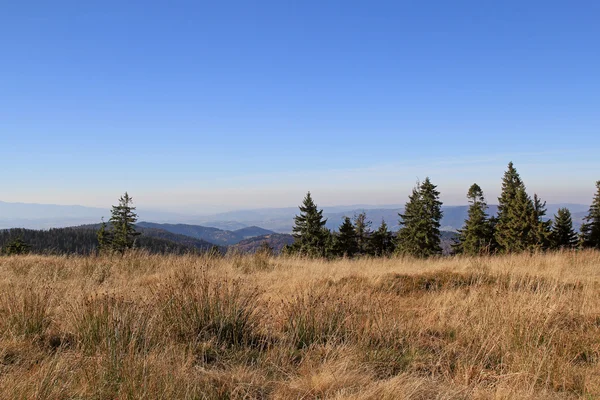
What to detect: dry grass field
<box><xmin>1</xmin><ymin>251</ymin><xmax>600</xmax><ymax>399</ymax></box>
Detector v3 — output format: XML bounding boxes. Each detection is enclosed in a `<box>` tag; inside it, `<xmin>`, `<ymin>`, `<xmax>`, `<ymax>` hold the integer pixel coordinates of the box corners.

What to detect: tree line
<box><xmin>285</xmin><ymin>162</ymin><xmax>600</xmax><ymax>258</ymax></box>
<box><xmin>3</xmin><ymin>163</ymin><xmax>598</xmax><ymax>258</ymax></box>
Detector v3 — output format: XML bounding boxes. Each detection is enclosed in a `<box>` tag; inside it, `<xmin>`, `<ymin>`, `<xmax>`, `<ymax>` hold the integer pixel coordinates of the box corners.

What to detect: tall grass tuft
<box><xmin>0</xmin><ymin>285</ymin><xmax>52</xmax><ymax>338</ymax></box>
<box><xmin>283</xmin><ymin>285</ymin><xmax>361</xmax><ymax>349</ymax></box>
<box><xmin>69</xmin><ymin>294</ymin><xmax>154</xmax><ymax>355</ymax></box>
<box><xmin>158</xmin><ymin>270</ymin><xmax>261</xmax><ymax>348</ymax></box>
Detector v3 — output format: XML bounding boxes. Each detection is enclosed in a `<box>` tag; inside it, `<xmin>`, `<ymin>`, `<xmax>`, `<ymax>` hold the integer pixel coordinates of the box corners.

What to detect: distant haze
<box><xmin>1</xmin><ymin>152</ymin><xmax>598</xmax><ymax>213</ymax></box>
<box><xmin>0</xmin><ymin>200</ymin><xmax>591</xmax><ymax>233</ymax></box>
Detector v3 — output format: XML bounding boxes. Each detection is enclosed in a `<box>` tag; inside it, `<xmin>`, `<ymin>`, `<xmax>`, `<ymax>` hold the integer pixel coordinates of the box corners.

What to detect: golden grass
<box><xmin>1</xmin><ymin>250</ymin><xmax>600</xmax><ymax>399</ymax></box>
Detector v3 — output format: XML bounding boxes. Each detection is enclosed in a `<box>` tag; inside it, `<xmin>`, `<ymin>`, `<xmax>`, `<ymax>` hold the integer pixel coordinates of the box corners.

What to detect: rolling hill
<box><xmin>231</xmin><ymin>233</ymin><xmax>295</xmax><ymax>254</ymax></box>
<box><xmin>0</xmin><ymin>226</ymin><xmax>217</xmax><ymax>255</ymax></box>
<box><xmin>75</xmin><ymin>223</ymin><xmax>220</xmax><ymax>251</ymax></box>
<box><xmin>136</xmin><ymin>222</ymin><xmax>276</xmax><ymax>246</ymax></box>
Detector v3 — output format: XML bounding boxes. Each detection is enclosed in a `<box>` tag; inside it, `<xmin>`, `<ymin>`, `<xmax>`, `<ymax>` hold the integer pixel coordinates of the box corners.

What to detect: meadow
<box><xmin>1</xmin><ymin>251</ymin><xmax>600</xmax><ymax>399</ymax></box>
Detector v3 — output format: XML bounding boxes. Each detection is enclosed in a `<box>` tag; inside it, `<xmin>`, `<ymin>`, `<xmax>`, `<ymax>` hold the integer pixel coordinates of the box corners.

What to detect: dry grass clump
<box><xmin>157</xmin><ymin>269</ymin><xmax>262</xmax><ymax>348</ymax></box>
<box><xmin>0</xmin><ymin>285</ymin><xmax>52</xmax><ymax>339</ymax></box>
<box><xmin>0</xmin><ymin>250</ymin><xmax>599</xmax><ymax>398</ymax></box>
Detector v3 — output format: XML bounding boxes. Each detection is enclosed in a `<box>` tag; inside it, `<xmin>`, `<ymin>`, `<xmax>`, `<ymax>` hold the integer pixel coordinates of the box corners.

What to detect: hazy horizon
<box><xmin>1</xmin><ymin>150</ymin><xmax>598</xmax><ymax>213</ymax></box>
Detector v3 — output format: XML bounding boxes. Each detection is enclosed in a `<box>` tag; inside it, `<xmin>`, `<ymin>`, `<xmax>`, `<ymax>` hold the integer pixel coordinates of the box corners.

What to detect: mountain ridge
<box><xmin>136</xmin><ymin>222</ymin><xmax>276</xmax><ymax>246</ymax></box>
<box><xmin>0</xmin><ymin>200</ymin><xmax>590</xmax><ymax>233</ymax></box>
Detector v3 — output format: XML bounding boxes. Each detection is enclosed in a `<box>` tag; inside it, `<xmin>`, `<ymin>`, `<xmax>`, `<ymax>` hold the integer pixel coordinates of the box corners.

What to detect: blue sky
<box><xmin>1</xmin><ymin>1</ymin><xmax>599</xmax><ymax>212</ymax></box>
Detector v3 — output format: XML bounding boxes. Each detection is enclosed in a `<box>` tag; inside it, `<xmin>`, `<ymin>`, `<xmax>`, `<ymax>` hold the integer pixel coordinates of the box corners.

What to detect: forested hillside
<box><xmin>78</xmin><ymin>223</ymin><xmax>218</xmax><ymax>250</ymax></box>
<box><xmin>231</xmin><ymin>233</ymin><xmax>295</xmax><ymax>254</ymax></box>
<box><xmin>137</xmin><ymin>222</ymin><xmax>275</xmax><ymax>245</ymax></box>
<box><xmin>0</xmin><ymin>227</ymin><xmax>215</xmax><ymax>255</ymax></box>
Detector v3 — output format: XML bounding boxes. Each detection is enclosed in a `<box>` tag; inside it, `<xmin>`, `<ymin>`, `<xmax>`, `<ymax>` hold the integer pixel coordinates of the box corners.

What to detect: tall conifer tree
<box><xmin>581</xmin><ymin>181</ymin><xmax>600</xmax><ymax>249</ymax></box>
<box><xmin>353</xmin><ymin>212</ymin><xmax>372</xmax><ymax>255</ymax></box>
<box><xmin>291</xmin><ymin>192</ymin><xmax>328</xmax><ymax>256</ymax></box>
<box><xmin>368</xmin><ymin>219</ymin><xmax>395</xmax><ymax>256</ymax></box>
<box><xmin>529</xmin><ymin>194</ymin><xmax>553</xmax><ymax>251</ymax></box>
<box><xmin>109</xmin><ymin>192</ymin><xmax>140</xmax><ymax>254</ymax></box>
<box><xmin>396</xmin><ymin>177</ymin><xmax>443</xmax><ymax>257</ymax></box>
<box><xmin>551</xmin><ymin>208</ymin><xmax>578</xmax><ymax>249</ymax></box>
<box><xmin>454</xmin><ymin>183</ymin><xmax>493</xmax><ymax>255</ymax></box>
<box><xmin>336</xmin><ymin>217</ymin><xmax>359</xmax><ymax>257</ymax></box>
<box><xmin>495</xmin><ymin>162</ymin><xmax>536</xmax><ymax>253</ymax></box>
<box><xmin>321</xmin><ymin>227</ymin><xmax>336</xmax><ymax>259</ymax></box>
<box><xmin>96</xmin><ymin>217</ymin><xmax>112</xmax><ymax>253</ymax></box>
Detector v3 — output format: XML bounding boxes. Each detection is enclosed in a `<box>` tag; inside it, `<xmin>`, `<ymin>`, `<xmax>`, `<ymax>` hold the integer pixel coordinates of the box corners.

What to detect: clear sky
<box><xmin>1</xmin><ymin>1</ymin><xmax>599</xmax><ymax>212</ymax></box>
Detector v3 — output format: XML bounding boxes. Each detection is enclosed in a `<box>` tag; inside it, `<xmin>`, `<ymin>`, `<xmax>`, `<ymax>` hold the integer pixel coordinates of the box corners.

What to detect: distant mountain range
<box><xmin>76</xmin><ymin>223</ymin><xmax>221</xmax><ymax>251</ymax></box>
<box><xmin>231</xmin><ymin>234</ymin><xmax>296</xmax><ymax>254</ymax></box>
<box><xmin>137</xmin><ymin>222</ymin><xmax>274</xmax><ymax>246</ymax></box>
<box><xmin>0</xmin><ymin>200</ymin><xmax>591</xmax><ymax>233</ymax></box>
<box><xmin>194</xmin><ymin>204</ymin><xmax>589</xmax><ymax>233</ymax></box>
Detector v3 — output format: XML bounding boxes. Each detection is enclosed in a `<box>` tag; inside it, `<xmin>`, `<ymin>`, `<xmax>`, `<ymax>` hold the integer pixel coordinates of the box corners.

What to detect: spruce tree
<box><xmin>551</xmin><ymin>208</ymin><xmax>578</xmax><ymax>249</ymax></box>
<box><xmin>291</xmin><ymin>192</ymin><xmax>328</xmax><ymax>257</ymax></box>
<box><xmin>109</xmin><ymin>192</ymin><xmax>140</xmax><ymax>254</ymax></box>
<box><xmin>529</xmin><ymin>194</ymin><xmax>553</xmax><ymax>251</ymax></box>
<box><xmin>487</xmin><ymin>215</ymin><xmax>499</xmax><ymax>253</ymax></box>
<box><xmin>336</xmin><ymin>216</ymin><xmax>358</xmax><ymax>257</ymax></box>
<box><xmin>322</xmin><ymin>228</ymin><xmax>337</xmax><ymax>259</ymax></box>
<box><xmin>96</xmin><ymin>217</ymin><xmax>111</xmax><ymax>254</ymax></box>
<box><xmin>396</xmin><ymin>186</ymin><xmax>422</xmax><ymax>256</ymax></box>
<box><xmin>581</xmin><ymin>181</ymin><xmax>600</xmax><ymax>249</ymax></box>
<box><xmin>353</xmin><ymin>212</ymin><xmax>372</xmax><ymax>254</ymax></box>
<box><xmin>495</xmin><ymin>162</ymin><xmax>535</xmax><ymax>253</ymax></box>
<box><xmin>368</xmin><ymin>219</ymin><xmax>395</xmax><ymax>256</ymax></box>
<box><xmin>509</xmin><ymin>186</ymin><xmax>536</xmax><ymax>252</ymax></box>
<box><xmin>454</xmin><ymin>183</ymin><xmax>493</xmax><ymax>255</ymax></box>
<box><xmin>396</xmin><ymin>177</ymin><xmax>443</xmax><ymax>257</ymax></box>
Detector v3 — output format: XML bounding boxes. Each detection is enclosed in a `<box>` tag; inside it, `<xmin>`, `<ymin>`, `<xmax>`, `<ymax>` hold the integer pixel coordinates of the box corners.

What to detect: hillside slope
<box><xmin>231</xmin><ymin>233</ymin><xmax>295</xmax><ymax>254</ymax></box>
<box><xmin>137</xmin><ymin>222</ymin><xmax>275</xmax><ymax>245</ymax></box>
<box><xmin>1</xmin><ymin>252</ymin><xmax>599</xmax><ymax>398</ymax></box>
<box><xmin>0</xmin><ymin>226</ymin><xmax>217</xmax><ymax>255</ymax></box>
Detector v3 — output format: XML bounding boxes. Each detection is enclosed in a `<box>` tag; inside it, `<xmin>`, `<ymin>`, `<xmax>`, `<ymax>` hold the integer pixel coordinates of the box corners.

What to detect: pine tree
<box><xmin>454</xmin><ymin>183</ymin><xmax>494</xmax><ymax>255</ymax></box>
<box><xmin>529</xmin><ymin>194</ymin><xmax>553</xmax><ymax>251</ymax></box>
<box><xmin>487</xmin><ymin>216</ymin><xmax>499</xmax><ymax>253</ymax></box>
<box><xmin>551</xmin><ymin>208</ymin><xmax>578</xmax><ymax>249</ymax></box>
<box><xmin>291</xmin><ymin>192</ymin><xmax>328</xmax><ymax>257</ymax></box>
<box><xmin>396</xmin><ymin>177</ymin><xmax>443</xmax><ymax>257</ymax></box>
<box><xmin>510</xmin><ymin>186</ymin><xmax>536</xmax><ymax>252</ymax></box>
<box><xmin>335</xmin><ymin>216</ymin><xmax>358</xmax><ymax>257</ymax></box>
<box><xmin>396</xmin><ymin>186</ymin><xmax>422</xmax><ymax>256</ymax></box>
<box><xmin>322</xmin><ymin>228</ymin><xmax>337</xmax><ymax>259</ymax></box>
<box><xmin>96</xmin><ymin>217</ymin><xmax>111</xmax><ymax>254</ymax></box>
<box><xmin>368</xmin><ymin>219</ymin><xmax>395</xmax><ymax>256</ymax></box>
<box><xmin>109</xmin><ymin>192</ymin><xmax>140</xmax><ymax>254</ymax></box>
<box><xmin>581</xmin><ymin>181</ymin><xmax>600</xmax><ymax>249</ymax></box>
<box><xmin>353</xmin><ymin>212</ymin><xmax>372</xmax><ymax>254</ymax></box>
<box><xmin>495</xmin><ymin>162</ymin><xmax>535</xmax><ymax>253</ymax></box>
